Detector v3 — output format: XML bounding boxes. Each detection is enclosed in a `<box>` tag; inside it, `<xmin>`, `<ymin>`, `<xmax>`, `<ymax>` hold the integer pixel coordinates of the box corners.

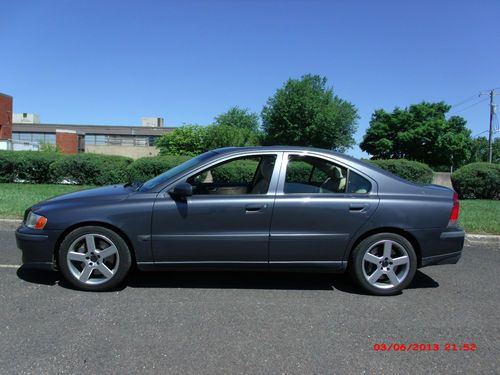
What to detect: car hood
<box><xmin>33</xmin><ymin>185</ymin><xmax>132</xmax><ymax>209</ymax></box>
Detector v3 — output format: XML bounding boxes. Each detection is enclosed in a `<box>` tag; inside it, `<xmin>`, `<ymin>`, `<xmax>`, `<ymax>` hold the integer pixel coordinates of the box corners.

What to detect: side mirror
<box><xmin>169</xmin><ymin>182</ymin><xmax>193</xmax><ymax>199</ymax></box>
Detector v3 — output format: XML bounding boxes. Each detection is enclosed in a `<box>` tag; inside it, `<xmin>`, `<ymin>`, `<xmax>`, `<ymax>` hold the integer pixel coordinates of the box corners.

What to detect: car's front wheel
<box><xmin>58</xmin><ymin>226</ymin><xmax>132</xmax><ymax>291</ymax></box>
<box><xmin>350</xmin><ymin>233</ymin><xmax>417</xmax><ymax>295</ymax></box>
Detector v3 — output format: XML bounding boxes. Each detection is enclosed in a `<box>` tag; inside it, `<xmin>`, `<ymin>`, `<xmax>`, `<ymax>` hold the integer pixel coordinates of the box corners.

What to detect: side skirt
<box><xmin>136</xmin><ymin>261</ymin><xmax>347</xmax><ymax>273</ymax></box>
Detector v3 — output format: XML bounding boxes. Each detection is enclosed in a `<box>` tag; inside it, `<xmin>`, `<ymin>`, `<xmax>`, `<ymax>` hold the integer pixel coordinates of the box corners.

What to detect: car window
<box><xmin>140</xmin><ymin>151</ymin><xmax>217</xmax><ymax>191</ymax></box>
<box><xmin>186</xmin><ymin>155</ymin><xmax>277</xmax><ymax>196</ymax></box>
<box><xmin>347</xmin><ymin>170</ymin><xmax>372</xmax><ymax>194</ymax></box>
<box><xmin>284</xmin><ymin>155</ymin><xmax>347</xmax><ymax>194</ymax></box>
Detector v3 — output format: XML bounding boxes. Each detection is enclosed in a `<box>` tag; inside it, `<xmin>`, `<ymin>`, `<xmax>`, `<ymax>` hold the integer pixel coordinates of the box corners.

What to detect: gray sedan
<box><xmin>16</xmin><ymin>147</ymin><xmax>464</xmax><ymax>295</ymax></box>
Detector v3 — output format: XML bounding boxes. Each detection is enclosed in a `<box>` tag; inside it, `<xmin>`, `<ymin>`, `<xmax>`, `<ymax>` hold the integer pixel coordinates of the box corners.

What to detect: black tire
<box><xmin>349</xmin><ymin>233</ymin><xmax>417</xmax><ymax>296</ymax></box>
<box><xmin>58</xmin><ymin>226</ymin><xmax>132</xmax><ymax>291</ymax></box>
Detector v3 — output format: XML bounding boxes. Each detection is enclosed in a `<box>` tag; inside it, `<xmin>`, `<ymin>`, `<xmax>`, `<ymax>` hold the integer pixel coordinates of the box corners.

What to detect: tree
<box><xmin>205</xmin><ymin>124</ymin><xmax>260</xmax><ymax>150</ymax></box>
<box><xmin>261</xmin><ymin>74</ymin><xmax>358</xmax><ymax>151</ymax></box>
<box><xmin>214</xmin><ymin>106</ymin><xmax>260</xmax><ymax>132</ymax></box>
<box><xmin>468</xmin><ymin>137</ymin><xmax>500</xmax><ymax>164</ymax></box>
<box><xmin>155</xmin><ymin>124</ymin><xmax>208</xmax><ymax>156</ymax></box>
<box><xmin>360</xmin><ymin>102</ymin><xmax>473</xmax><ymax>167</ymax></box>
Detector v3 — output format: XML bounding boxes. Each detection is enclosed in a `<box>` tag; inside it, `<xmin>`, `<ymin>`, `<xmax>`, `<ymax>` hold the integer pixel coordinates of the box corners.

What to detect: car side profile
<box><xmin>16</xmin><ymin>146</ymin><xmax>464</xmax><ymax>295</ymax></box>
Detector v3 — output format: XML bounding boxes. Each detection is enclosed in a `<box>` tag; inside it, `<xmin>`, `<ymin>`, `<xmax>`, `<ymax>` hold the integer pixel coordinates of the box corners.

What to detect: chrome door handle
<box><xmin>349</xmin><ymin>203</ymin><xmax>368</xmax><ymax>212</ymax></box>
<box><xmin>245</xmin><ymin>204</ymin><xmax>267</xmax><ymax>213</ymax></box>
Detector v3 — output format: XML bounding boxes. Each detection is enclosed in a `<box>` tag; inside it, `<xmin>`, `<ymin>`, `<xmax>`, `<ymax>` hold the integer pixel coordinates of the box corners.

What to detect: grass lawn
<box><xmin>458</xmin><ymin>200</ymin><xmax>500</xmax><ymax>235</ymax></box>
<box><xmin>0</xmin><ymin>183</ymin><xmax>93</xmax><ymax>219</ymax></box>
<box><xmin>0</xmin><ymin>183</ymin><xmax>498</xmax><ymax>235</ymax></box>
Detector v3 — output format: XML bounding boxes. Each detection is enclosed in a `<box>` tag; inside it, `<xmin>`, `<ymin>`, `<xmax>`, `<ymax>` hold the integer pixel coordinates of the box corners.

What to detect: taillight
<box><xmin>448</xmin><ymin>192</ymin><xmax>459</xmax><ymax>226</ymax></box>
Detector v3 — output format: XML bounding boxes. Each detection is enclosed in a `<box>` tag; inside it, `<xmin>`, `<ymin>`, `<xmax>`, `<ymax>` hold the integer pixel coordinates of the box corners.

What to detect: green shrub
<box><xmin>451</xmin><ymin>162</ymin><xmax>500</xmax><ymax>199</ymax></box>
<box><xmin>211</xmin><ymin>159</ymin><xmax>258</xmax><ymax>183</ymax></box>
<box><xmin>367</xmin><ymin>159</ymin><xmax>433</xmax><ymax>184</ymax></box>
<box><xmin>0</xmin><ymin>151</ymin><xmax>18</xmax><ymax>183</ymax></box>
<box><xmin>127</xmin><ymin>155</ymin><xmax>191</xmax><ymax>182</ymax></box>
<box><xmin>0</xmin><ymin>151</ymin><xmax>62</xmax><ymax>183</ymax></box>
<box><xmin>50</xmin><ymin>154</ymin><xmax>133</xmax><ymax>185</ymax></box>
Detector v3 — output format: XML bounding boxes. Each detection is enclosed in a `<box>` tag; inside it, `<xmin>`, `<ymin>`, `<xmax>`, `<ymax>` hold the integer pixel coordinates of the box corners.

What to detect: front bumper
<box><xmin>15</xmin><ymin>226</ymin><xmax>61</xmax><ymax>270</ymax></box>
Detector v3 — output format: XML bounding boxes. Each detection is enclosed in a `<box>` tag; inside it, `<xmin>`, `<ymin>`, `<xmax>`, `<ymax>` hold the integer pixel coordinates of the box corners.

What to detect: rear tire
<box><xmin>349</xmin><ymin>233</ymin><xmax>417</xmax><ymax>296</ymax></box>
<box><xmin>58</xmin><ymin>226</ymin><xmax>132</xmax><ymax>291</ymax></box>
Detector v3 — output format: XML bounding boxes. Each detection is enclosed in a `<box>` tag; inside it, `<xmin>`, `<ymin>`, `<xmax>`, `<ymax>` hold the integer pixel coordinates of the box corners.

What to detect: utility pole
<box><xmin>479</xmin><ymin>89</ymin><xmax>499</xmax><ymax>163</ymax></box>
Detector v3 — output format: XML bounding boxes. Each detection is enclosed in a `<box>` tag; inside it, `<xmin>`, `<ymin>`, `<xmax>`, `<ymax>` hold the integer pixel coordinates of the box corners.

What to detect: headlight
<box><xmin>25</xmin><ymin>212</ymin><xmax>48</xmax><ymax>230</ymax></box>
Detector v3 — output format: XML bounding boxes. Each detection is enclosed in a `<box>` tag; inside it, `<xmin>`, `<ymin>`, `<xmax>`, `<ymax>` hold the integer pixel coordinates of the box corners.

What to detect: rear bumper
<box><xmin>410</xmin><ymin>227</ymin><xmax>465</xmax><ymax>268</ymax></box>
<box><xmin>15</xmin><ymin>226</ymin><xmax>61</xmax><ymax>271</ymax></box>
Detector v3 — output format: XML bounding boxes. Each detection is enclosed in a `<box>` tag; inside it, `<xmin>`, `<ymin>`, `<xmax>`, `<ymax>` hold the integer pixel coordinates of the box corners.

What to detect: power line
<box><xmin>451</xmin><ymin>94</ymin><xmax>479</xmax><ymax>109</ymax></box>
<box><xmin>449</xmin><ymin>97</ymin><xmax>488</xmax><ymax>115</ymax></box>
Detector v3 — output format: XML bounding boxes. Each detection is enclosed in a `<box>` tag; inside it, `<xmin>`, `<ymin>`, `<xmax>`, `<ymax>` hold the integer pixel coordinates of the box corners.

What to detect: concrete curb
<box><xmin>0</xmin><ymin>219</ymin><xmax>498</xmax><ymax>247</ymax></box>
<box><xmin>465</xmin><ymin>234</ymin><xmax>500</xmax><ymax>248</ymax></box>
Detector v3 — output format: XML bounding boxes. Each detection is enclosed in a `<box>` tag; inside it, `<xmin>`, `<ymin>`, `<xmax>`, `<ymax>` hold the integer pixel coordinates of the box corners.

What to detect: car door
<box><xmin>151</xmin><ymin>152</ymin><xmax>282</xmax><ymax>263</ymax></box>
<box><xmin>268</xmin><ymin>152</ymin><xmax>379</xmax><ymax>268</ymax></box>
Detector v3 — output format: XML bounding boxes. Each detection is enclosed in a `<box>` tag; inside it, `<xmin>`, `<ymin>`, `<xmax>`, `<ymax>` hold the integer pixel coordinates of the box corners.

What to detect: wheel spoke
<box><xmin>383</xmin><ymin>241</ymin><xmax>392</xmax><ymax>258</ymax></box>
<box><xmin>363</xmin><ymin>252</ymin><xmax>381</xmax><ymax>265</ymax></box>
<box><xmin>97</xmin><ymin>263</ymin><xmax>114</xmax><ymax>279</ymax></box>
<box><xmin>98</xmin><ymin>245</ymin><xmax>118</xmax><ymax>260</ymax></box>
<box><xmin>392</xmin><ymin>255</ymin><xmax>409</xmax><ymax>266</ymax></box>
<box><xmin>67</xmin><ymin>251</ymin><xmax>86</xmax><ymax>262</ymax></box>
<box><xmin>368</xmin><ymin>268</ymin><xmax>383</xmax><ymax>284</ymax></box>
<box><xmin>85</xmin><ymin>234</ymin><xmax>96</xmax><ymax>252</ymax></box>
<box><xmin>387</xmin><ymin>270</ymin><xmax>400</xmax><ymax>286</ymax></box>
<box><xmin>79</xmin><ymin>266</ymin><xmax>93</xmax><ymax>282</ymax></box>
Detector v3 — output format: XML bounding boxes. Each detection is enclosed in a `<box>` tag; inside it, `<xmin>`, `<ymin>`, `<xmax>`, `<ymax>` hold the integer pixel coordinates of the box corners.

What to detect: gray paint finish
<box><xmin>16</xmin><ymin>146</ymin><xmax>464</xmax><ymax>272</ymax></box>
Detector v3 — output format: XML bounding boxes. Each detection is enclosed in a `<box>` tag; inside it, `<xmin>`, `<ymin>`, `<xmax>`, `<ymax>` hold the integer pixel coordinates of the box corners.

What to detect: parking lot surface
<box><xmin>0</xmin><ymin>226</ymin><xmax>498</xmax><ymax>374</ymax></box>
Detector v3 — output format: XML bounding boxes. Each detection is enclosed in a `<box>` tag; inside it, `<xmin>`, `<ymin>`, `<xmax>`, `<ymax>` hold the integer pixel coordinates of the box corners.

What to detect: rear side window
<box><xmin>284</xmin><ymin>155</ymin><xmax>347</xmax><ymax>194</ymax></box>
<box><xmin>347</xmin><ymin>170</ymin><xmax>371</xmax><ymax>194</ymax></box>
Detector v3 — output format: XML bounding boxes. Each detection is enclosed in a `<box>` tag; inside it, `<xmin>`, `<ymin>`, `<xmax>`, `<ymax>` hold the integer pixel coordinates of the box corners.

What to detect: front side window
<box><xmin>284</xmin><ymin>155</ymin><xmax>347</xmax><ymax>194</ymax></box>
<box><xmin>187</xmin><ymin>154</ymin><xmax>277</xmax><ymax>196</ymax></box>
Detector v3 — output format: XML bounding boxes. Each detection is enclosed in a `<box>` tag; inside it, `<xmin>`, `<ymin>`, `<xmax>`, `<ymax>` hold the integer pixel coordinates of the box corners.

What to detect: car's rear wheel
<box><xmin>58</xmin><ymin>226</ymin><xmax>132</xmax><ymax>291</ymax></box>
<box><xmin>350</xmin><ymin>233</ymin><xmax>417</xmax><ymax>296</ymax></box>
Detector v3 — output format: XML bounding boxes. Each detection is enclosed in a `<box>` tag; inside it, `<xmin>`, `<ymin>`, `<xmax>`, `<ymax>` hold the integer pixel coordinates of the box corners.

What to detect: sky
<box><xmin>1</xmin><ymin>0</ymin><xmax>499</xmax><ymax>157</ymax></box>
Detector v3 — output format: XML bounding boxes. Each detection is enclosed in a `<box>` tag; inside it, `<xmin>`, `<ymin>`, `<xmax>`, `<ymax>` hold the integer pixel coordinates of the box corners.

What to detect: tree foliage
<box><xmin>205</xmin><ymin>124</ymin><xmax>260</xmax><ymax>150</ymax></box>
<box><xmin>262</xmin><ymin>74</ymin><xmax>358</xmax><ymax>151</ymax></box>
<box><xmin>214</xmin><ymin>106</ymin><xmax>260</xmax><ymax>132</ymax></box>
<box><xmin>360</xmin><ymin>102</ymin><xmax>472</xmax><ymax>167</ymax></box>
<box><xmin>468</xmin><ymin>137</ymin><xmax>500</xmax><ymax>164</ymax></box>
<box><xmin>155</xmin><ymin>124</ymin><xmax>208</xmax><ymax>156</ymax></box>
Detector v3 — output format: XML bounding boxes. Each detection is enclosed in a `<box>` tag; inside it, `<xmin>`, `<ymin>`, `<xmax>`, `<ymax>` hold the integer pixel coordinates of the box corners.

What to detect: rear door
<box><xmin>268</xmin><ymin>152</ymin><xmax>379</xmax><ymax>267</ymax></box>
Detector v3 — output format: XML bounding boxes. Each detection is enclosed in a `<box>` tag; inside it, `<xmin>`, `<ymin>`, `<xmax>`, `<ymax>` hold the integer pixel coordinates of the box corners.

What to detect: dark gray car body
<box><xmin>16</xmin><ymin>146</ymin><xmax>464</xmax><ymax>272</ymax></box>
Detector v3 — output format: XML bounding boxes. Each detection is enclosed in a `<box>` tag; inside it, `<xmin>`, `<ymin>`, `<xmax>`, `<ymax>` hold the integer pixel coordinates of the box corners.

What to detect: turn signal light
<box><xmin>25</xmin><ymin>212</ymin><xmax>48</xmax><ymax>230</ymax></box>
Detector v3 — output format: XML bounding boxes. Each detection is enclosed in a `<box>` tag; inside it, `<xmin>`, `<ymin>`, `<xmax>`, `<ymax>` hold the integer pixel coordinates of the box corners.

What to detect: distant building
<box><xmin>1</xmin><ymin>93</ymin><xmax>175</xmax><ymax>157</ymax></box>
<box><xmin>12</xmin><ymin>117</ymin><xmax>173</xmax><ymax>158</ymax></box>
<box><xmin>13</xmin><ymin>112</ymin><xmax>40</xmax><ymax>124</ymax></box>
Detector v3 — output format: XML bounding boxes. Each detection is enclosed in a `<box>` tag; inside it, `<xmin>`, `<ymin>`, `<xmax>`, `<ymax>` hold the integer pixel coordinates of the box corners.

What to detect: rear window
<box><xmin>347</xmin><ymin>170</ymin><xmax>371</xmax><ymax>194</ymax></box>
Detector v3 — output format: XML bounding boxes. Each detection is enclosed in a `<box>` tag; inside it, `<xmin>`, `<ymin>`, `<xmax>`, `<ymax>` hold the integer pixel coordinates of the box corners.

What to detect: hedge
<box><xmin>367</xmin><ymin>159</ymin><xmax>433</xmax><ymax>184</ymax></box>
<box><xmin>49</xmin><ymin>154</ymin><xmax>133</xmax><ymax>185</ymax></box>
<box><xmin>0</xmin><ymin>151</ymin><xmax>62</xmax><ymax>183</ymax></box>
<box><xmin>126</xmin><ymin>155</ymin><xmax>191</xmax><ymax>182</ymax></box>
<box><xmin>451</xmin><ymin>162</ymin><xmax>500</xmax><ymax>199</ymax></box>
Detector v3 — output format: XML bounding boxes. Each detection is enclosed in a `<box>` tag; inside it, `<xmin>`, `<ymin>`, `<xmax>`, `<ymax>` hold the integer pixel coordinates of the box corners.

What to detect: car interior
<box><xmin>186</xmin><ymin>155</ymin><xmax>277</xmax><ymax>195</ymax></box>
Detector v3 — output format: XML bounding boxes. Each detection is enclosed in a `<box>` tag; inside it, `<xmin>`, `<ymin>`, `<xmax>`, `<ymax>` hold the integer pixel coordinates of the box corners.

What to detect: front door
<box><xmin>269</xmin><ymin>153</ymin><xmax>378</xmax><ymax>267</ymax></box>
<box><xmin>151</xmin><ymin>152</ymin><xmax>281</xmax><ymax>263</ymax></box>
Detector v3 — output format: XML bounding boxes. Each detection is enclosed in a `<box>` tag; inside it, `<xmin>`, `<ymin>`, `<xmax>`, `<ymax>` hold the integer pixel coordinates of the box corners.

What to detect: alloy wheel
<box><xmin>361</xmin><ymin>239</ymin><xmax>410</xmax><ymax>290</ymax></box>
<box><xmin>66</xmin><ymin>233</ymin><xmax>120</xmax><ymax>285</ymax></box>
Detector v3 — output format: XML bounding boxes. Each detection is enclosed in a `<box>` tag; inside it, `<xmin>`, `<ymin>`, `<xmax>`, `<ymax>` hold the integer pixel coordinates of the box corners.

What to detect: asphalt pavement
<box><xmin>0</xmin><ymin>226</ymin><xmax>498</xmax><ymax>374</ymax></box>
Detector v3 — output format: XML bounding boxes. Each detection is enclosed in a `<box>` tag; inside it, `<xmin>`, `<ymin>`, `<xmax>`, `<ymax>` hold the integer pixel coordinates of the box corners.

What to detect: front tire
<box><xmin>58</xmin><ymin>226</ymin><xmax>132</xmax><ymax>291</ymax></box>
<box><xmin>350</xmin><ymin>233</ymin><xmax>417</xmax><ymax>296</ymax></box>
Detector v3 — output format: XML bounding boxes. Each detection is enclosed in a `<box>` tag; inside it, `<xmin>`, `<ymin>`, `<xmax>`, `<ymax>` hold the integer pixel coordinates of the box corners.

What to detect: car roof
<box><xmin>212</xmin><ymin>146</ymin><xmax>375</xmax><ymax>170</ymax></box>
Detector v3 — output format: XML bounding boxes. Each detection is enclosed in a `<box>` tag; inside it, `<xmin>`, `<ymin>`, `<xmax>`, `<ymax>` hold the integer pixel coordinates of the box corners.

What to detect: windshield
<box><xmin>140</xmin><ymin>151</ymin><xmax>217</xmax><ymax>191</ymax></box>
